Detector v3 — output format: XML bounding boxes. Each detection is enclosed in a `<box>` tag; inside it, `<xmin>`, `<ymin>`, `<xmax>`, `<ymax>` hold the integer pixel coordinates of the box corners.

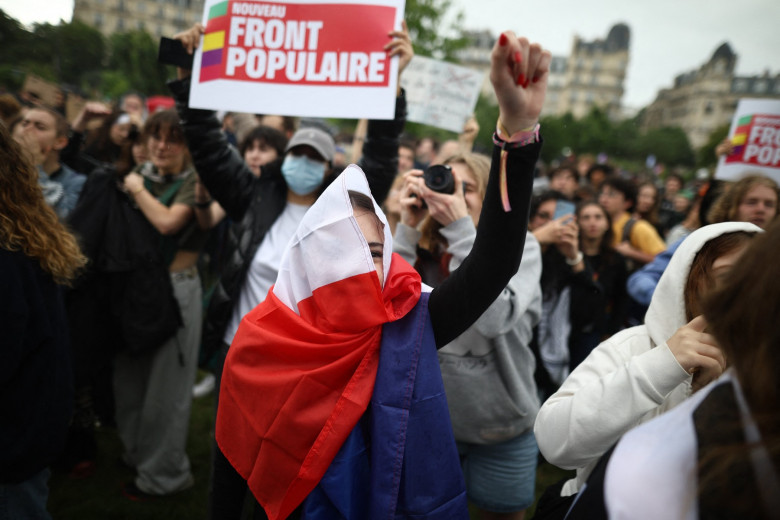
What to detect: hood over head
<box><xmin>645</xmin><ymin>221</ymin><xmax>762</xmax><ymax>346</ymax></box>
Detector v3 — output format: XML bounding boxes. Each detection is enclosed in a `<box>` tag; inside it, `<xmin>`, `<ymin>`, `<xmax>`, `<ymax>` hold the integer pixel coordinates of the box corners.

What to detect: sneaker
<box><xmin>121</xmin><ymin>481</ymin><xmax>158</xmax><ymax>502</ymax></box>
<box><xmin>67</xmin><ymin>460</ymin><xmax>96</xmax><ymax>479</ymax></box>
<box><xmin>122</xmin><ymin>476</ymin><xmax>194</xmax><ymax>501</ymax></box>
<box><xmin>193</xmin><ymin>373</ymin><xmax>216</xmax><ymax>398</ymax></box>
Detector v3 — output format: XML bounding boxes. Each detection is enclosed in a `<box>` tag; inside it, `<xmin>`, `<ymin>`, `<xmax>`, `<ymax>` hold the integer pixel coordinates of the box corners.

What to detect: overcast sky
<box><xmin>2</xmin><ymin>0</ymin><xmax>778</xmax><ymax>109</ymax></box>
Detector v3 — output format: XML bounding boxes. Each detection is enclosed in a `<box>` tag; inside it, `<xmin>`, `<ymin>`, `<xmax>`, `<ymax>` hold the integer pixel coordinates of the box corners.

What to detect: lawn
<box><xmin>48</xmin><ymin>373</ymin><xmax>572</xmax><ymax>519</ymax></box>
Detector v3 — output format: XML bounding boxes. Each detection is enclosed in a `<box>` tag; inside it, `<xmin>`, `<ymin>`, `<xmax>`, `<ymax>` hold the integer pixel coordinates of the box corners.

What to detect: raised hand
<box><xmin>398</xmin><ymin>169</ymin><xmax>428</xmax><ymax>229</ymax></box>
<box><xmin>490</xmin><ymin>32</ymin><xmax>551</xmax><ymax>135</ymax></box>
<box><xmin>420</xmin><ymin>166</ymin><xmax>469</xmax><ymax>227</ymax></box>
<box><xmin>173</xmin><ymin>23</ymin><xmax>206</xmax><ymax>79</ymax></box>
<box><xmin>385</xmin><ymin>20</ymin><xmax>413</xmax><ymax>94</ymax></box>
<box><xmin>71</xmin><ymin>101</ymin><xmax>113</xmax><ymax>133</ymax></box>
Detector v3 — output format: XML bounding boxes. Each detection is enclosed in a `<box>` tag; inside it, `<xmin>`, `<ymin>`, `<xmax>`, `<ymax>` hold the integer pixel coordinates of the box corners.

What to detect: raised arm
<box><xmin>428</xmin><ymin>32</ymin><xmax>550</xmax><ymax>347</ymax></box>
<box><xmin>168</xmin><ymin>24</ymin><xmax>263</xmax><ymax>221</ymax></box>
<box><xmin>359</xmin><ymin>21</ymin><xmax>413</xmax><ymax>205</ymax></box>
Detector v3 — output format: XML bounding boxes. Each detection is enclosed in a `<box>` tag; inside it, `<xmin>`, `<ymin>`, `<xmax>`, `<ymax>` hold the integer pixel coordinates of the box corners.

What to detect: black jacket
<box><xmin>65</xmin><ymin>169</ymin><xmax>182</xmax><ymax>375</ymax></box>
<box><xmin>169</xmin><ymin>78</ymin><xmax>407</xmax><ymax>359</ymax></box>
<box><xmin>1</xmin><ymin>249</ymin><xmax>73</xmax><ymax>483</ymax></box>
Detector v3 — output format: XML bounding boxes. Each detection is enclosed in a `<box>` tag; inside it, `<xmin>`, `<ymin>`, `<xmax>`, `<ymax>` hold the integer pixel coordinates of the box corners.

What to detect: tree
<box><xmin>696</xmin><ymin>123</ymin><xmax>730</xmax><ymax>169</ymax></box>
<box><xmin>639</xmin><ymin>127</ymin><xmax>695</xmax><ymax>167</ymax></box>
<box><xmin>0</xmin><ymin>10</ymin><xmax>40</xmax><ymax>89</ymax></box>
<box><xmin>0</xmin><ymin>10</ymin><xmax>33</xmax><ymax>66</ymax></box>
<box><xmin>404</xmin><ymin>0</ymin><xmax>469</xmax><ymax>61</ymax></box>
<box><xmin>106</xmin><ymin>30</ymin><xmax>171</xmax><ymax>97</ymax></box>
<box><xmin>30</xmin><ymin>20</ymin><xmax>105</xmax><ymax>87</ymax></box>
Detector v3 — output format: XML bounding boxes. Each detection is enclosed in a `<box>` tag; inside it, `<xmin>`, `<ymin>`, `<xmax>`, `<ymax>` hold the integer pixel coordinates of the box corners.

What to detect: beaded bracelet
<box><xmin>492</xmin><ymin>122</ymin><xmax>540</xmax><ymax>211</ymax></box>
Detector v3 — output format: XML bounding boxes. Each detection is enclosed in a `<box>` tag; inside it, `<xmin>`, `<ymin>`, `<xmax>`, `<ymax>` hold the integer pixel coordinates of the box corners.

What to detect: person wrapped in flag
<box><xmin>212</xmin><ymin>32</ymin><xmax>552</xmax><ymax>520</ymax></box>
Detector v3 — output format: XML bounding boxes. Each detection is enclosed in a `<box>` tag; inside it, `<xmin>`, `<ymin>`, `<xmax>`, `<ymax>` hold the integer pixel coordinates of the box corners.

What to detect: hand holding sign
<box><xmin>384</xmin><ymin>20</ymin><xmax>413</xmax><ymax>95</ymax></box>
<box><xmin>490</xmin><ymin>32</ymin><xmax>551</xmax><ymax>135</ymax></box>
<box><xmin>173</xmin><ymin>23</ymin><xmax>206</xmax><ymax>79</ymax></box>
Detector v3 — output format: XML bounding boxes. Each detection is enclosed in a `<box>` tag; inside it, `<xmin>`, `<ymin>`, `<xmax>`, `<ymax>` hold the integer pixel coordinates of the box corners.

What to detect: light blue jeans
<box><xmin>457</xmin><ymin>429</ymin><xmax>538</xmax><ymax>513</ymax></box>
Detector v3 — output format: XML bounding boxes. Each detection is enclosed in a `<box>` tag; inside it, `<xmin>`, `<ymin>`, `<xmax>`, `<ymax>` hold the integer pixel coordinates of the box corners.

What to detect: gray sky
<box><xmin>2</xmin><ymin>0</ymin><xmax>778</xmax><ymax>109</ymax></box>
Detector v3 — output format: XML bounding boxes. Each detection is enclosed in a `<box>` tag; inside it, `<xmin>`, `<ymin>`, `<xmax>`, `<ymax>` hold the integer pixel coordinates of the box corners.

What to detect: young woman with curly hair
<box><xmin>0</xmin><ymin>123</ymin><xmax>86</xmax><ymax>518</ymax></box>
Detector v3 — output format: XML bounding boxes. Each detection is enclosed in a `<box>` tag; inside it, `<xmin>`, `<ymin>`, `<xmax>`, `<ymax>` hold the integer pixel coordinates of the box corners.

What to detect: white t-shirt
<box><xmin>223</xmin><ymin>202</ymin><xmax>310</xmax><ymax>345</ymax></box>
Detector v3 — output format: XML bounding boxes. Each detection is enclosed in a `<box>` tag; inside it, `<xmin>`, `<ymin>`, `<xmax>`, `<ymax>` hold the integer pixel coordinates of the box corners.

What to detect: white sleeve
<box><xmin>534</xmin><ymin>329</ymin><xmax>691</xmax><ymax>470</ymax></box>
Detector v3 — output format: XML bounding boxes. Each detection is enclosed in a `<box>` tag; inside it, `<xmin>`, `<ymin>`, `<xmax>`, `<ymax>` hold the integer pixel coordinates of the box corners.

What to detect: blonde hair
<box><xmin>0</xmin><ymin>124</ymin><xmax>86</xmax><ymax>284</ymax></box>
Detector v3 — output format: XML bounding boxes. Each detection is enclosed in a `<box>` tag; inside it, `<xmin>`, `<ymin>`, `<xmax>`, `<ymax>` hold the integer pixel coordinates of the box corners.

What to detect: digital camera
<box><xmin>423</xmin><ymin>164</ymin><xmax>456</xmax><ymax>194</ymax></box>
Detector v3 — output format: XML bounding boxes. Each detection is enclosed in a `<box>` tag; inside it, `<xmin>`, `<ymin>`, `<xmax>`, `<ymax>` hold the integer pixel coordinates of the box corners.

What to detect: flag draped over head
<box><xmin>215</xmin><ymin>165</ymin><xmax>421</xmax><ymax>520</ymax></box>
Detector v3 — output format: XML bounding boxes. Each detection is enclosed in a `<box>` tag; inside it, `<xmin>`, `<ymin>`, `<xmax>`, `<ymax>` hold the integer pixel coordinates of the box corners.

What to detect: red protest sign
<box><xmin>198</xmin><ymin>1</ymin><xmax>394</xmax><ymax>87</ymax></box>
<box><xmin>716</xmin><ymin>99</ymin><xmax>780</xmax><ymax>183</ymax></box>
<box><xmin>726</xmin><ymin>114</ymin><xmax>780</xmax><ymax>168</ymax></box>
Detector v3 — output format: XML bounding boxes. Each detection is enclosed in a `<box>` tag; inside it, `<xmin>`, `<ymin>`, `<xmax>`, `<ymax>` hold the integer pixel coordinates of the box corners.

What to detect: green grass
<box><xmin>48</xmin><ymin>374</ymin><xmax>573</xmax><ymax>519</ymax></box>
<box><xmin>48</xmin><ymin>379</ymin><xmax>215</xmax><ymax>520</ymax></box>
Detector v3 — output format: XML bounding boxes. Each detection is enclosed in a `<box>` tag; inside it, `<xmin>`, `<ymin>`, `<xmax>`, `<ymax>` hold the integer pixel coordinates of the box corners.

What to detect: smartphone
<box><xmin>158</xmin><ymin>37</ymin><xmax>194</xmax><ymax>69</ymax></box>
<box><xmin>553</xmin><ymin>200</ymin><xmax>576</xmax><ymax>222</ymax></box>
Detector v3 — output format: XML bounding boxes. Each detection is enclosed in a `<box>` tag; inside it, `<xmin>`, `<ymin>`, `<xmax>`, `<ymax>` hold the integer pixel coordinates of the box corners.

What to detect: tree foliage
<box><xmin>30</xmin><ymin>20</ymin><xmax>106</xmax><ymax>87</ymax></box>
<box><xmin>696</xmin><ymin>123</ymin><xmax>730</xmax><ymax>169</ymax></box>
<box><xmin>535</xmin><ymin>107</ymin><xmax>695</xmax><ymax>168</ymax></box>
<box><xmin>0</xmin><ymin>11</ymin><xmax>172</xmax><ymax>99</ymax></box>
<box><xmin>404</xmin><ymin>0</ymin><xmax>469</xmax><ymax>60</ymax></box>
<box><xmin>106</xmin><ymin>30</ymin><xmax>171</xmax><ymax>97</ymax></box>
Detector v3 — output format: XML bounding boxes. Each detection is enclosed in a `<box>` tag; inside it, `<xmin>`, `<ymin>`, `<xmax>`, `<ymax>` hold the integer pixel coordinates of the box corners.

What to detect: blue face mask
<box><xmin>281</xmin><ymin>155</ymin><xmax>327</xmax><ymax>196</ymax></box>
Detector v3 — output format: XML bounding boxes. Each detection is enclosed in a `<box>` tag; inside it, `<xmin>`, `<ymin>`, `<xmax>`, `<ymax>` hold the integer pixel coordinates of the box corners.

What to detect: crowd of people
<box><xmin>1</xmin><ymin>19</ymin><xmax>778</xmax><ymax>520</ymax></box>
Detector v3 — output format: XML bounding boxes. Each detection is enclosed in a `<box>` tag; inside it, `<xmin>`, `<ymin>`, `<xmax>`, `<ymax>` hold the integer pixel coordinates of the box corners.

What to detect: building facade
<box><xmin>642</xmin><ymin>43</ymin><xmax>780</xmax><ymax>149</ymax></box>
<box><xmin>457</xmin><ymin>24</ymin><xmax>629</xmax><ymax>122</ymax></box>
<box><xmin>73</xmin><ymin>0</ymin><xmax>204</xmax><ymax>39</ymax></box>
<box><xmin>545</xmin><ymin>23</ymin><xmax>630</xmax><ymax>120</ymax></box>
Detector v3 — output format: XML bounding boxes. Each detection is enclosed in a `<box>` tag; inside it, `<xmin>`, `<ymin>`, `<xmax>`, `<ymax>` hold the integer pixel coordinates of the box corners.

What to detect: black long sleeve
<box><xmin>428</xmin><ymin>139</ymin><xmax>541</xmax><ymax>348</ymax></box>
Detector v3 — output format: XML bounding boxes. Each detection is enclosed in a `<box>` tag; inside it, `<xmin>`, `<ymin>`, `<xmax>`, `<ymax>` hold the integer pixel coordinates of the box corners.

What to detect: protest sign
<box><xmin>716</xmin><ymin>98</ymin><xmax>780</xmax><ymax>184</ymax></box>
<box><xmin>399</xmin><ymin>55</ymin><xmax>484</xmax><ymax>133</ymax></box>
<box><xmin>21</xmin><ymin>74</ymin><xmax>61</xmax><ymax>108</ymax></box>
<box><xmin>64</xmin><ymin>92</ymin><xmax>86</xmax><ymax>125</ymax></box>
<box><xmin>189</xmin><ymin>0</ymin><xmax>404</xmax><ymax>119</ymax></box>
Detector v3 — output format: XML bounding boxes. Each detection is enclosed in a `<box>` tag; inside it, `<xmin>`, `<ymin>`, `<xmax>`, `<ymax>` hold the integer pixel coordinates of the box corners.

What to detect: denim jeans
<box><xmin>0</xmin><ymin>468</ymin><xmax>51</xmax><ymax>520</ymax></box>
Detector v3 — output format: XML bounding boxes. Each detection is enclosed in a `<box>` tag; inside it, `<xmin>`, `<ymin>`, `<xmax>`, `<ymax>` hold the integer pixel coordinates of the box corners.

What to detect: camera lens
<box><xmin>423</xmin><ymin>164</ymin><xmax>455</xmax><ymax>194</ymax></box>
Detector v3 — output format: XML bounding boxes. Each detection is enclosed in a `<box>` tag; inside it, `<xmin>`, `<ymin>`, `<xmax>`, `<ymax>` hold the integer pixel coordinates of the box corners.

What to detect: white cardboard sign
<box><xmin>400</xmin><ymin>55</ymin><xmax>485</xmax><ymax>133</ymax></box>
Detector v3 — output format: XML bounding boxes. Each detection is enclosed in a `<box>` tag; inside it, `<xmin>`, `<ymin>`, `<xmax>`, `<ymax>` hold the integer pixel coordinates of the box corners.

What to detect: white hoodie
<box><xmin>533</xmin><ymin>221</ymin><xmax>762</xmax><ymax>497</ymax></box>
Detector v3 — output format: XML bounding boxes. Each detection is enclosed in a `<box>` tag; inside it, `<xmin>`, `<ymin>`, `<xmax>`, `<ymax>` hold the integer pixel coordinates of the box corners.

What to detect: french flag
<box><xmin>217</xmin><ymin>166</ymin><xmax>467</xmax><ymax>519</ymax></box>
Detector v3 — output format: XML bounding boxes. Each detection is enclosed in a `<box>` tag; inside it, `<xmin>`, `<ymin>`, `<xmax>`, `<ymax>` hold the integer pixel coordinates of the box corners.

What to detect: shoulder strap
<box><xmin>621</xmin><ymin>217</ymin><xmax>637</xmax><ymax>243</ymax></box>
<box><xmin>145</xmin><ymin>177</ymin><xmax>186</xmax><ymax>207</ymax></box>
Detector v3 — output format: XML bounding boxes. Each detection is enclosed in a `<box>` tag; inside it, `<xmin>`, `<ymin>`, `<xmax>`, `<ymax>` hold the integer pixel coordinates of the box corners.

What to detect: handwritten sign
<box><xmin>189</xmin><ymin>0</ymin><xmax>404</xmax><ymax>119</ymax></box>
<box><xmin>400</xmin><ymin>55</ymin><xmax>485</xmax><ymax>133</ymax></box>
<box><xmin>716</xmin><ymin>98</ymin><xmax>780</xmax><ymax>183</ymax></box>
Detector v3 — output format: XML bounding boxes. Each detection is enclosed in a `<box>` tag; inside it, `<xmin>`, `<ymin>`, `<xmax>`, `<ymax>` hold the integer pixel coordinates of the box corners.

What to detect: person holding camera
<box><xmin>393</xmin><ymin>152</ymin><xmax>544</xmax><ymax>520</ymax></box>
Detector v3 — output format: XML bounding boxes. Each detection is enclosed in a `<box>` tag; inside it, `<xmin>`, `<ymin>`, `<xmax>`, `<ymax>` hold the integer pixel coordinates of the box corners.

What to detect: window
<box><xmin>754</xmin><ymin>81</ymin><xmax>768</xmax><ymax>93</ymax></box>
<box><xmin>734</xmin><ymin>79</ymin><xmax>748</xmax><ymax>92</ymax></box>
<box><xmin>94</xmin><ymin>13</ymin><xmax>103</xmax><ymax>26</ymax></box>
<box><xmin>117</xmin><ymin>18</ymin><xmax>124</xmax><ymax>30</ymax></box>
